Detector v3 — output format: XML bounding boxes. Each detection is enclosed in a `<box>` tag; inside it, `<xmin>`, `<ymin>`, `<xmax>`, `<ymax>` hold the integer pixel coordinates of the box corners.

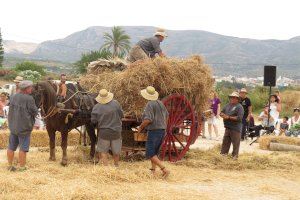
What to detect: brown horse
<box><xmin>32</xmin><ymin>81</ymin><xmax>97</xmax><ymax>166</ymax></box>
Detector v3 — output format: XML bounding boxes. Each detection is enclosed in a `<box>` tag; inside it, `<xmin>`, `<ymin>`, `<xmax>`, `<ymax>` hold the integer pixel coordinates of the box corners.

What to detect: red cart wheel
<box><xmin>161</xmin><ymin>94</ymin><xmax>197</xmax><ymax>162</ymax></box>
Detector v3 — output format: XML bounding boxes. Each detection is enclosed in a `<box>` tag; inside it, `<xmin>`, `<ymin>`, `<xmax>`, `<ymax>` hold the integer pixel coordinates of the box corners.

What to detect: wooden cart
<box><xmin>121</xmin><ymin>94</ymin><xmax>200</xmax><ymax>162</ymax></box>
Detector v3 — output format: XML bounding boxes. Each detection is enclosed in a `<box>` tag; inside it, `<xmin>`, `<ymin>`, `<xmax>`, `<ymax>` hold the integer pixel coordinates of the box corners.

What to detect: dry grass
<box><xmin>80</xmin><ymin>56</ymin><xmax>214</xmax><ymax>116</ymax></box>
<box><xmin>0</xmin><ymin>130</ymin><xmax>80</xmax><ymax>149</ymax></box>
<box><xmin>177</xmin><ymin>144</ymin><xmax>300</xmax><ymax>170</ymax></box>
<box><xmin>0</xmin><ymin>144</ymin><xmax>299</xmax><ymax>199</ymax></box>
<box><xmin>258</xmin><ymin>135</ymin><xmax>300</xmax><ymax>150</ymax></box>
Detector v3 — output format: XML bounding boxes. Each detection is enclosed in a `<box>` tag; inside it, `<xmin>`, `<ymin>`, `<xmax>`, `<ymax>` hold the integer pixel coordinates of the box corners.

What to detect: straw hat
<box><xmin>95</xmin><ymin>89</ymin><xmax>114</xmax><ymax>104</ymax></box>
<box><xmin>141</xmin><ymin>86</ymin><xmax>159</xmax><ymax>101</ymax></box>
<box><xmin>240</xmin><ymin>88</ymin><xmax>248</xmax><ymax>94</ymax></box>
<box><xmin>154</xmin><ymin>28</ymin><xmax>168</xmax><ymax>38</ymax></box>
<box><xmin>228</xmin><ymin>91</ymin><xmax>240</xmax><ymax>98</ymax></box>
<box><xmin>14</xmin><ymin>76</ymin><xmax>24</xmax><ymax>83</ymax></box>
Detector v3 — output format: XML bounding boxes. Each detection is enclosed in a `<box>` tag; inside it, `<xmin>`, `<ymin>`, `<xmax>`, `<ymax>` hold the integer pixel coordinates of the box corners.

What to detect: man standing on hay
<box><xmin>220</xmin><ymin>91</ymin><xmax>244</xmax><ymax>159</ymax></box>
<box><xmin>127</xmin><ymin>29</ymin><xmax>167</xmax><ymax>62</ymax></box>
<box><xmin>138</xmin><ymin>86</ymin><xmax>170</xmax><ymax>178</ymax></box>
<box><xmin>7</xmin><ymin>80</ymin><xmax>38</xmax><ymax>171</ymax></box>
<box><xmin>91</xmin><ymin>89</ymin><xmax>123</xmax><ymax>167</ymax></box>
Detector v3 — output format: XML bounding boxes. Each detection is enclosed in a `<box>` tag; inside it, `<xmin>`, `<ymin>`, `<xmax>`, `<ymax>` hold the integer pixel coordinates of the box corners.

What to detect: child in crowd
<box><xmin>279</xmin><ymin>116</ymin><xmax>289</xmax><ymax>136</ymax></box>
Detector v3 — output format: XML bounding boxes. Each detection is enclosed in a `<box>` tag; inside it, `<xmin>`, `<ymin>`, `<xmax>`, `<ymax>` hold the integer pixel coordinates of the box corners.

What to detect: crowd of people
<box><xmin>200</xmin><ymin>88</ymin><xmax>299</xmax><ymax>159</ymax></box>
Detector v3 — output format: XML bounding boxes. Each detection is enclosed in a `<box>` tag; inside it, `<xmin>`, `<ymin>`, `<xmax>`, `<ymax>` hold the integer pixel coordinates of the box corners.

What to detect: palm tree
<box><xmin>102</xmin><ymin>26</ymin><xmax>131</xmax><ymax>58</ymax></box>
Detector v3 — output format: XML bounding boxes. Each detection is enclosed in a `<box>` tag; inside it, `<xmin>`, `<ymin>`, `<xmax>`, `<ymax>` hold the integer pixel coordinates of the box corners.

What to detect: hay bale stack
<box><xmin>258</xmin><ymin>136</ymin><xmax>300</xmax><ymax>150</ymax></box>
<box><xmin>0</xmin><ymin>130</ymin><xmax>80</xmax><ymax>148</ymax></box>
<box><xmin>81</xmin><ymin>56</ymin><xmax>213</xmax><ymax>116</ymax></box>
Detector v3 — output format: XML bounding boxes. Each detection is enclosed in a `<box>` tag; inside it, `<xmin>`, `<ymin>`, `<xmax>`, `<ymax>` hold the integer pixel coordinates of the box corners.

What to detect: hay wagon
<box><xmin>121</xmin><ymin>94</ymin><xmax>200</xmax><ymax>162</ymax></box>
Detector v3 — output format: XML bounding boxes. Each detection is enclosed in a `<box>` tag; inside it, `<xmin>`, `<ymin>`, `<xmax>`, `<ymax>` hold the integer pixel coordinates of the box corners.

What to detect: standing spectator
<box><xmin>91</xmin><ymin>89</ymin><xmax>123</xmax><ymax>167</ymax></box>
<box><xmin>207</xmin><ymin>91</ymin><xmax>221</xmax><ymax>140</ymax></box>
<box><xmin>0</xmin><ymin>92</ymin><xmax>9</xmax><ymax>118</ymax></box>
<box><xmin>138</xmin><ymin>86</ymin><xmax>170</xmax><ymax>178</ymax></box>
<box><xmin>34</xmin><ymin>109</ymin><xmax>44</xmax><ymax>130</ymax></box>
<box><xmin>269</xmin><ymin>94</ymin><xmax>281</xmax><ymax>125</ymax></box>
<box><xmin>220</xmin><ymin>91</ymin><xmax>244</xmax><ymax>159</ymax></box>
<box><xmin>7</xmin><ymin>80</ymin><xmax>38</xmax><ymax>171</ymax></box>
<box><xmin>11</xmin><ymin>76</ymin><xmax>24</xmax><ymax>96</ymax></box>
<box><xmin>239</xmin><ymin>88</ymin><xmax>252</xmax><ymax>140</ymax></box>
<box><xmin>290</xmin><ymin>108</ymin><xmax>300</xmax><ymax>126</ymax></box>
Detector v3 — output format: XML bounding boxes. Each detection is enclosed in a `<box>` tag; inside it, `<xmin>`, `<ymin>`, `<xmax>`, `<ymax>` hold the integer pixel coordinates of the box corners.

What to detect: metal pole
<box><xmin>267</xmin><ymin>84</ymin><xmax>272</xmax><ymax>130</ymax></box>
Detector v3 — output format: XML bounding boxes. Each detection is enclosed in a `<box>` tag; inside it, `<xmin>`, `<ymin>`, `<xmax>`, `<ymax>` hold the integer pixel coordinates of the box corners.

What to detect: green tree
<box><xmin>74</xmin><ymin>49</ymin><xmax>112</xmax><ymax>74</ymax></box>
<box><xmin>15</xmin><ymin>61</ymin><xmax>46</xmax><ymax>76</ymax></box>
<box><xmin>0</xmin><ymin>28</ymin><xmax>4</xmax><ymax>68</ymax></box>
<box><xmin>101</xmin><ymin>26</ymin><xmax>131</xmax><ymax>58</ymax></box>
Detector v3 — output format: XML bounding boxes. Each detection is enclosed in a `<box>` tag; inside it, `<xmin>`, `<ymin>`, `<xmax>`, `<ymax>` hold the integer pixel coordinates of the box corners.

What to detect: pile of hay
<box><xmin>258</xmin><ymin>136</ymin><xmax>300</xmax><ymax>150</ymax></box>
<box><xmin>81</xmin><ymin>56</ymin><xmax>214</xmax><ymax>116</ymax></box>
<box><xmin>0</xmin><ymin>130</ymin><xmax>80</xmax><ymax>148</ymax></box>
<box><xmin>87</xmin><ymin>58</ymin><xmax>127</xmax><ymax>73</ymax></box>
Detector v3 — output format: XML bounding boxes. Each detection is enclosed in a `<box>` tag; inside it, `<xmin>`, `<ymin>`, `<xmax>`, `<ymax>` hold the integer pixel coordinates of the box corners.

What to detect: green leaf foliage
<box><xmin>101</xmin><ymin>26</ymin><xmax>131</xmax><ymax>58</ymax></box>
<box><xmin>15</xmin><ymin>61</ymin><xmax>46</xmax><ymax>76</ymax></box>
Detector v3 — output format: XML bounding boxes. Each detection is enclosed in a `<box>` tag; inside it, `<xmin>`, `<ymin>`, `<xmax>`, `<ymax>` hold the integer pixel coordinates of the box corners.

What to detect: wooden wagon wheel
<box><xmin>161</xmin><ymin>94</ymin><xmax>197</xmax><ymax>162</ymax></box>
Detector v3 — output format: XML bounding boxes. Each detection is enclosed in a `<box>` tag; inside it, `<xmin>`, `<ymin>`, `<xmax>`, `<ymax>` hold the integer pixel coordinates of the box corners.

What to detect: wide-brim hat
<box><xmin>154</xmin><ymin>28</ymin><xmax>168</xmax><ymax>38</ymax></box>
<box><xmin>141</xmin><ymin>86</ymin><xmax>159</xmax><ymax>101</ymax></box>
<box><xmin>14</xmin><ymin>76</ymin><xmax>24</xmax><ymax>83</ymax></box>
<box><xmin>228</xmin><ymin>91</ymin><xmax>240</xmax><ymax>98</ymax></box>
<box><xmin>240</xmin><ymin>88</ymin><xmax>248</xmax><ymax>94</ymax></box>
<box><xmin>95</xmin><ymin>89</ymin><xmax>114</xmax><ymax>104</ymax></box>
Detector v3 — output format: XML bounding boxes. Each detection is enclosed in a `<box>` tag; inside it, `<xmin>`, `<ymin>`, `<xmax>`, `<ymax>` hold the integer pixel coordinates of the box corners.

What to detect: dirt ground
<box><xmin>0</xmin><ymin>119</ymin><xmax>299</xmax><ymax>200</ymax></box>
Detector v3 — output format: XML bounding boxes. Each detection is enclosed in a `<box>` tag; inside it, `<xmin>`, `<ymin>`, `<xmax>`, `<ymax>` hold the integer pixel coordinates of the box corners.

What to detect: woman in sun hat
<box><xmin>127</xmin><ymin>28</ymin><xmax>168</xmax><ymax>63</ymax></box>
<box><xmin>220</xmin><ymin>91</ymin><xmax>244</xmax><ymax>159</ymax></box>
<box><xmin>138</xmin><ymin>86</ymin><xmax>170</xmax><ymax>178</ymax></box>
<box><xmin>91</xmin><ymin>89</ymin><xmax>124</xmax><ymax>167</ymax></box>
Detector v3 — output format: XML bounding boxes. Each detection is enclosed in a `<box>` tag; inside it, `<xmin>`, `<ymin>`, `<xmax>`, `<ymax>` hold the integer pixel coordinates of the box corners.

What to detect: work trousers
<box><xmin>241</xmin><ymin>117</ymin><xmax>248</xmax><ymax>139</ymax></box>
<box><xmin>221</xmin><ymin>128</ymin><xmax>241</xmax><ymax>157</ymax></box>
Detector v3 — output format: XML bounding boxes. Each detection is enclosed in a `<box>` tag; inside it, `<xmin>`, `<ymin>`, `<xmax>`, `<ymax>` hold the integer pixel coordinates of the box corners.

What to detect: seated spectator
<box><xmin>286</xmin><ymin>108</ymin><xmax>300</xmax><ymax>137</ymax></box>
<box><xmin>278</xmin><ymin>116</ymin><xmax>289</xmax><ymax>136</ymax></box>
<box><xmin>252</xmin><ymin>106</ymin><xmax>276</xmax><ymax>137</ymax></box>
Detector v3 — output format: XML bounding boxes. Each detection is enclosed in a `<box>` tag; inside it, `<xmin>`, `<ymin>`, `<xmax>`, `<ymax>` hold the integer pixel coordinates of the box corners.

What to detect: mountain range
<box><xmin>3</xmin><ymin>26</ymin><xmax>300</xmax><ymax>77</ymax></box>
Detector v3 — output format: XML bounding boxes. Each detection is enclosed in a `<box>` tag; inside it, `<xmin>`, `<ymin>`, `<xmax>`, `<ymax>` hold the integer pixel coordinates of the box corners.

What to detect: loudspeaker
<box><xmin>264</xmin><ymin>65</ymin><xmax>276</xmax><ymax>86</ymax></box>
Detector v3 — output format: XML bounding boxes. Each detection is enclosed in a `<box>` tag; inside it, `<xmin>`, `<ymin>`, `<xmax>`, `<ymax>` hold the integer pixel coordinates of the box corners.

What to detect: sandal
<box><xmin>7</xmin><ymin>166</ymin><xmax>17</xmax><ymax>172</ymax></box>
<box><xmin>149</xmin><ymin>168</ymin><xmax>156</xmax><ymax>173</ymax></box>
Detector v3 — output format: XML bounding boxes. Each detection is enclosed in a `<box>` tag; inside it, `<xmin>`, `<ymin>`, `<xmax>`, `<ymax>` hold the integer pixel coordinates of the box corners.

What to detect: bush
<box><xmin>19</xmin><ymin>70</ymin><xmax>42</xmax><ymax>82</ymax></box>
<box><xmin>15</xmin><ymin>61</ymin><xmax>46</xmax><ymax>76</ymax></box>
<box><xmin>0</xmin><ymin>69</ymin><xmax>12</xmax><ymax>77</ymax></box>
<box><xmin>2</xmin><ymin>70</ymin><xmax>18</xmax><ymax>81</ymax></box>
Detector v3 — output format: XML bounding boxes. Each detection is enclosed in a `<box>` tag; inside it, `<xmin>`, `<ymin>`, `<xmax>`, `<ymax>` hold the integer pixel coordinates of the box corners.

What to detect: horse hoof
<box><xmin>61</xmin><ymin>160</ymin><xmax>68</xmax><ymax>166</ymax></box>
<box><xmin>49</xmin><ymin>157</ymin><xmax>56</xmax><ymax>161</ymax></box>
